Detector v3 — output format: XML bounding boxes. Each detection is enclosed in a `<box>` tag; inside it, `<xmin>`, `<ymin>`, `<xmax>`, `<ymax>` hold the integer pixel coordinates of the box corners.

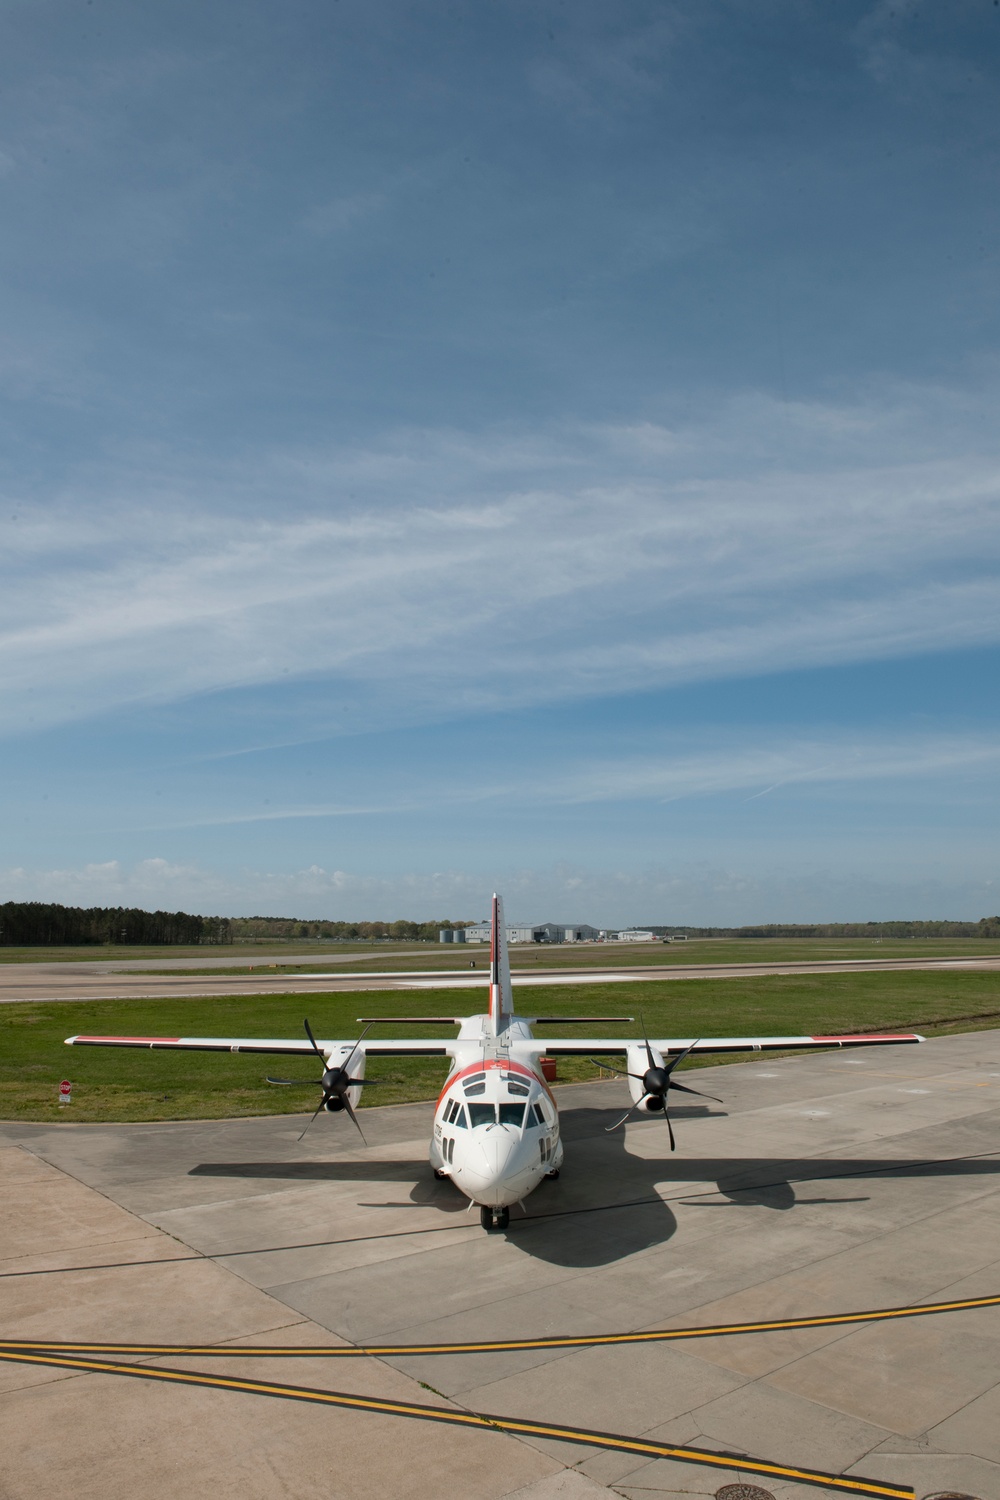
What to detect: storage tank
<box><xmin>439</xmin><ymin>928</ymin><xmax>453</xmax><ymax>943</ymax></box>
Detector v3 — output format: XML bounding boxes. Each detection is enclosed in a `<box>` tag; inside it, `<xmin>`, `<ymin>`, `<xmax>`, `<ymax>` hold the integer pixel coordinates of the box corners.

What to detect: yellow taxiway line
<box><xmin>3</xmin><ymin>1288</ymin><xmax>997</xmax><ymax>1359</ymax></box>
<box><xmin>0</xmin><ymin>1347</ymin><xmax>913</xmax><ymax>1499</ymax></box>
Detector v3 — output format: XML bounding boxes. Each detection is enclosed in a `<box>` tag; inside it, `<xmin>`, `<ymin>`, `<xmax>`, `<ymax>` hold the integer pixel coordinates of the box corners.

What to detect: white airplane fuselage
<box><xmin>425</xmin><ymin>1015</ymin><xmax>565</xmax><ymax>1208</ymax></box>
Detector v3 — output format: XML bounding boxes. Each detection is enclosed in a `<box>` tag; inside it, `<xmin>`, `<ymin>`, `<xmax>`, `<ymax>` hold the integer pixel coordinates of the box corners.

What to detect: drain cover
<box><xmin>715</xmin><ymin>1487</ymin><xmax>776</xmax><ymax>1500</ymax></box>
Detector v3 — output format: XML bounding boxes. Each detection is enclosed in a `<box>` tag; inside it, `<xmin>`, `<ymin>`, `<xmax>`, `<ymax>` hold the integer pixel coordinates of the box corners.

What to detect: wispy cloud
<box><xmin>143</xmin><ymin>729</ymin><xmax>1000</xmax><ymax>830</ymax></box>
<box><xmin>3</xmin><ymin>378</ymin><xmax>999</xmax><ymax>738</ymax></box>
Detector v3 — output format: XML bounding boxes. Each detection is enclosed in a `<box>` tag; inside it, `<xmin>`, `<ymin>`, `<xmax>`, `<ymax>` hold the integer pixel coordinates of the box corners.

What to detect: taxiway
<box><xmin>3</xmin><ymin>1030</ymin><xmax>1000</xmax><ymax>1498</ymax></box>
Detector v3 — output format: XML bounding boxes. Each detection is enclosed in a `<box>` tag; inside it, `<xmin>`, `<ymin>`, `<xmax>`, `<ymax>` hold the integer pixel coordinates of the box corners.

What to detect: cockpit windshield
<box><xmin>466</xmin><ymin>1102</ymin><xmax>527</xmax><ymax>1129</ymax></box>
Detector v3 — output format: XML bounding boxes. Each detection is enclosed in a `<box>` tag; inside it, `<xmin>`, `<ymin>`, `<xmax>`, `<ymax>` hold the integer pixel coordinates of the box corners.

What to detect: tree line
<box><xmin>0</xmin><ymin>903</ymin><xmax>232</xmax><ymax>946</ymax></box>
<box><xmin>0</xmin><ymin>903</ymin><xmax>474</xmax><ymax>946</ymax></box>
<box><xmin>659</xmin><ymin>918</ymin><xmax>1000</xmax><ymax>938</ymax></box>
<box><xmin>227</xmin><ymin>917</ymin><xmax>473</xmax><ymax>942</ymax></box>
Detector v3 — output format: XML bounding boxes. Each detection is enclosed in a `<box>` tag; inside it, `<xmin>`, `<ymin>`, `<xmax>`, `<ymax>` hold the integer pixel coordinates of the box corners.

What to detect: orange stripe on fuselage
<box><xmin>435</xmin><ymin>1057</ymin><xmax>553</xmax><ymax>1111</ymax></box>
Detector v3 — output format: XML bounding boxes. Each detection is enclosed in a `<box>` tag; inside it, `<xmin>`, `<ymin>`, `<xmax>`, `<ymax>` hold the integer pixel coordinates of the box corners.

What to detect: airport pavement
<box><xmin>3</xmin><ymin>1031</ymin><xmax>1000</xmax><ymax>1499</ymax></box>
<box><xmin>2</xmin><ymin>951</ymin><xmax>1000</xmax><ymax>1002</ymax></box>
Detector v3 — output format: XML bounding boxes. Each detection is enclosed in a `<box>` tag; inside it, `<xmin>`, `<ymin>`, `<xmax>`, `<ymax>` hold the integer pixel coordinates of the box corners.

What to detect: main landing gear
<box><xmin>480</xmin><ymin>1205</ymin><xmax>510</xmax><ymax>1233</ymax></box>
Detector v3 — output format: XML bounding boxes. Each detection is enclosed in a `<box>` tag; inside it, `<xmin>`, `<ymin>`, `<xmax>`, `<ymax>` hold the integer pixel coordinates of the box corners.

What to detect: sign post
<box><xmin>59</xmin><ymin>1080</ymin><xmax>71</xmax><ymax>1105</ymax></box>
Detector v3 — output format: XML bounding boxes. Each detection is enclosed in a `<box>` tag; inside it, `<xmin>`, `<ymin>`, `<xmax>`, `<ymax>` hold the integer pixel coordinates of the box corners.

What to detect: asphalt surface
<box><xmin>4</xmin><ymin>1030</ymin><xmax>1000</xmax><ymax>1499</ymax></box>
<box><xmin>3</xmin><ymin>952</ymin><xmax>1000</xmax><ymax>1003</ymax></box>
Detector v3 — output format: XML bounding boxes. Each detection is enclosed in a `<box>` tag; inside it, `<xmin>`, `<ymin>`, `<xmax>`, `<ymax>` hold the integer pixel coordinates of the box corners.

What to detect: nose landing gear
<box><xmin>480</xmin><ymin>1205</ymin><xmax>510</xmax><ymax>1233</ymax></box>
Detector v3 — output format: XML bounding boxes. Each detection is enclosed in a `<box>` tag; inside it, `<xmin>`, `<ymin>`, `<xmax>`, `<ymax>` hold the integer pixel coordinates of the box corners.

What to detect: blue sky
<box><xmin>2</xmin><ymin>0</ymin><xmax>999</xmax><ymax>925</ymax></box>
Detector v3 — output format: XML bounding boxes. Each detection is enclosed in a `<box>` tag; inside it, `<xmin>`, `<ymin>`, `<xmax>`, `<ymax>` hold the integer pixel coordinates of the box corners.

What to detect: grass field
<box><xmin>0</xmin><ymin>941</ymin><xmax>400</xmax><ymax>965</ymax></box>
<box><xmin>3</xmin><ymin>937</ymin><xmax>999</xmax><ymax>973</ymax></box>
<box><xmin>3</xmin><ymin>966</ymin><xmax>999</xmax><ymax>1123</ymax></box>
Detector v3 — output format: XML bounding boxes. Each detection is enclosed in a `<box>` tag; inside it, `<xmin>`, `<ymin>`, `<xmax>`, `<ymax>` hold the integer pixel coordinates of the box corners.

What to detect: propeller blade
<box><xmin>664</xmin><ymin>1039</ymin><xmax>700</xmax><ymax>1077</ymax></box>
<box><xmin>605</xmin><ymin>1103</ymin><xmax>639</xmax><ymax>1133</ymax></box>
<box><xmin>588</xmin><ymin>1059</ymin><xmax>649</xmax><ymax>1083</ymax></box>
<box><xmin>296</xmin><ymin>1095</ymin><xmax>329</xmax><ymax>1143</ymax></box>
<box><xmin>266</xmin><ymin>1077</ymin><xmax>322</xmax><ymax>1087</ymax></box>
<box><xmin>665</xmin><ymin>1108</ymin><xmax>676</xmax><ymax>1152</ymax></box>
<box><xmin>303</xmin><ymin>1017</ymin><xmax>324</xmax><ymax>1060</ymax></box>
<box><xmin>342</xmin><ymin>1094</ymin><xmax>368</xmax><ymax>1145</ymax></box>
<box><xmin>338</xmin><ymin>1022</ymin><xmax>374</xmax><ymax>1078</ymax></box>
<box><xmin>641</xmin><ymin>1014</ymin><xmax>656</xmax><ymax>1072</ymax></box>
<box><xmin>668</xmin><ymin>1079</ymin><xmax>722</xmax><ymax>1103</ymax></box>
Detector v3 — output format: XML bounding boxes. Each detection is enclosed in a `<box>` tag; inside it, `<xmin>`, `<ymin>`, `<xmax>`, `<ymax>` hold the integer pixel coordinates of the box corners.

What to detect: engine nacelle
<box><xmin>625</xmin><ymin>1042</ymin><xmax>666</xmax><ymax>1106</ymax></box>
<box><xmin>324</xmin><ymin>1043</ymin><xmax>367</xmax><ymax>1109</ymax></box>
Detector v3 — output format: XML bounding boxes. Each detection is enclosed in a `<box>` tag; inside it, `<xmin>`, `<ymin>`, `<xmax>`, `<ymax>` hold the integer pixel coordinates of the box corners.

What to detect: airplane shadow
<box><xmin>189</xmin><ymin>1104</ymin><xmax>1000</xmax><ymax>1269</ymax></box>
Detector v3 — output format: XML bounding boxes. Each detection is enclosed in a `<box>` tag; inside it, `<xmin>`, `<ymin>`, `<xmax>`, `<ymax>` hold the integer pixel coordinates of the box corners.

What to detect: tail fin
<box><xmin>489</xmin><ymin>892</ymin><xmax>514</xmax><ymax>1033</ymax></box>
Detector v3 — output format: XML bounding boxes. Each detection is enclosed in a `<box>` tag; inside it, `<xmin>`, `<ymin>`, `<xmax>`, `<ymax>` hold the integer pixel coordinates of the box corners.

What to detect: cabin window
<box><xmin>443</xmin><ymin>1098</ymin><xmax>468</xmax><ymax>1128</ymax></box>
<box><xmin>467</xmin><ymin>1103</ymin><xmax>496</xmax><ymax>1128</ymax></box>
<box><xmin>498</xmin><ymin>1103</ymin><xmax>525</xmax><ymax>1128</ymax></box>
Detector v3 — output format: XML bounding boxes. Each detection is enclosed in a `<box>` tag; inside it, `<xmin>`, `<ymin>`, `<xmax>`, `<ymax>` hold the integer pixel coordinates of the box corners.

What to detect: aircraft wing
<box><xmin>538</xmin><ymin>1031</ymin><xmax>925</xmax><ymax>1057</ymax></box>
<box><xmin>65</xmin><ymin>1033</ymin><xmax>453</xmax><ymax>1057</ymax></box>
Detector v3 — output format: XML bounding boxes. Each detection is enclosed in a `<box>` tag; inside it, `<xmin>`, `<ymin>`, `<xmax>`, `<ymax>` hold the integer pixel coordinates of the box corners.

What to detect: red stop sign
<box><xmin>59</xmin><ymin>1080</ymin><xmax>71</xmax><ymax>1100</ymax></box>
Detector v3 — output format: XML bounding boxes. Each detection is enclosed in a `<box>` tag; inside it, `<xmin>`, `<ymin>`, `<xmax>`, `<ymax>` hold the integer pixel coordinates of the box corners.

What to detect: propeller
<box><xmin>266</xmin><ymin>1019</ymin><xmax>377</xmax><ymax>1144</ymax></box>
<box><xmin>592</xmin><ymin>1030</ymin><xmax>721</xmax><ymax>1149</ymax></box>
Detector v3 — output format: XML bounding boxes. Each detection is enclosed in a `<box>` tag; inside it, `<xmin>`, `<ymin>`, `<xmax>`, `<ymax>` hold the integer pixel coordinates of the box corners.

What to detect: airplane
<box><xmin>66</xmin><ymin>894</ymin><xmax>925</xmax><ymax>1233</ymax></box>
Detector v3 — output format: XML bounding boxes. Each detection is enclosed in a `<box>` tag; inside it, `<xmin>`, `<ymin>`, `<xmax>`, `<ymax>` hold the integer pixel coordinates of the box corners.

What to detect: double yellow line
<box><xmin>3</xmin><ymin>1288</ymin><xmax>997</xmax><ymax>1358</ymax></box>
<box><xmin>7</xmin><ymin>1291</ymin><xmax>994</xmax><ymax>1498</ymax></box>
<box><xmin>0</xmin><ymin>1346</ymin><xmax>913</xmax><ymax>1499</ymax></box>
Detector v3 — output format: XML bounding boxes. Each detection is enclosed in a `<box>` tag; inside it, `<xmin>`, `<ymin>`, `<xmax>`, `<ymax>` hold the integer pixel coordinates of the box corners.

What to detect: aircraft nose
<box><xmin>454</xmin><ymin>1125</ymin><xmax>525</xmax><ymax>1206</ymax></box>
<box><xmin>479</xmin><ymin>1126</ymin><xmax>519</xmax><ymax>1178</ymax></box>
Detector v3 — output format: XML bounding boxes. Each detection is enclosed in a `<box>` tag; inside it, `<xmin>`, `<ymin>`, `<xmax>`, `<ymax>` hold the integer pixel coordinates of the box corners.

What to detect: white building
<box><xmin>461</xmin><ymin>922</ymin><xmax>600</xmax><ymax>944</ymax></box>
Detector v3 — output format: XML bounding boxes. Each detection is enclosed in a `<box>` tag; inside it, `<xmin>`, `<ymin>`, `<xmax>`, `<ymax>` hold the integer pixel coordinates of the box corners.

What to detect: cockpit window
<box><xmin>443</xmin><ymin>1098</ymin><xmax>468</xmax><ymax>1128</ymax></box>
<box><xmin>463</xmin><ymin>1073</ymin><xmax>487</xmax><ymax>1096</ymax></box>
<box><xmin>467</xmin><ymin>1103</ymin><xmax>496</xmax><ymax>1128</ymax></box>
<box><xmin>501</xmin><ymin>1073</ymin><xmax>530</xmax><ymax>1096</ymax></box>
<box><xmin>498</xmin><ymin>1103</ymin><xmax>525</xmax><ymax>1128</ymax></box>
<box><xmin>531</xmin><ymin>1101</ymin><xmax>546</xmax><ymax>1126</ymax></box>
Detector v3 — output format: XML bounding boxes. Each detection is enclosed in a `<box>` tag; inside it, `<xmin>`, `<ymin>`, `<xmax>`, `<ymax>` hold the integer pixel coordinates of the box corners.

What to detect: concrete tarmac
<box><xmin>3</xmin><ymin>951</ymin><xmax>1000</xmax><ymax>1002</ymax></box>
<box><xmin>4</xmin><ymin>1030</ymin><xmax>1000</xmax><ymax>1498</ymax></box>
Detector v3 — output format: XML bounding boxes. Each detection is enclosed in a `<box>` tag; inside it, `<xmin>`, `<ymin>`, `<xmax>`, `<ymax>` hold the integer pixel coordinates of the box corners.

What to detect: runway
<box><xmin>4</xmin><ymin>1030</ymin><xmax>1000</xmax><ymax>1499</ymax></box>
<box><xmin>3</xmin><ymin>951</ymin><xmax>1000</xmax><ymax>1003</ymax></box>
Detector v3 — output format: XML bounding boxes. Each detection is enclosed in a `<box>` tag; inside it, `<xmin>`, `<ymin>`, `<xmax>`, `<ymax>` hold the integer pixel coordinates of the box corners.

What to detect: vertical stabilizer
<box><xmin>489</xmin><ymin>892</ymin><xmax>514</xmax><ymax>1033</ymax></box>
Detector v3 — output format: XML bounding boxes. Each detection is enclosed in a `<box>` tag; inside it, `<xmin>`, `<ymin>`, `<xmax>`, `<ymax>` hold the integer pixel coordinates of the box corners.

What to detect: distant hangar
<box><xmin>452</xmin><ymin>918</ymin><xmax>617</xmax><ymax>942</ymax></box>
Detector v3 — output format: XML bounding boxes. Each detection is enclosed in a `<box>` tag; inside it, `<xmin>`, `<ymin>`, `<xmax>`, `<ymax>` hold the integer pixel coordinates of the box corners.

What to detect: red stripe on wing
<box><xmin>73</xmin><ymin>1035</ymin><xmax>182</xmax><ymax>1044</ymax></box>
<box><xmin>810</xmin><ymin>1033</ymin><xmax>921</xmax><ymax>1043</ymax></box>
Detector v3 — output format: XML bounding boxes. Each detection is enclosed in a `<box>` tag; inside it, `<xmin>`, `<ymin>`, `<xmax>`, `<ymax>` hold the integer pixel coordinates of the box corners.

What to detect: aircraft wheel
<box><xmin>545</xmin><ymin>1168</ymin><xmax>560</xmax><ymax>1179</ymax></box>
<box><xmin>480</xmin><ymin>1205</ymin><xmax>510</xmax><ymax>1232</ymax></box>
